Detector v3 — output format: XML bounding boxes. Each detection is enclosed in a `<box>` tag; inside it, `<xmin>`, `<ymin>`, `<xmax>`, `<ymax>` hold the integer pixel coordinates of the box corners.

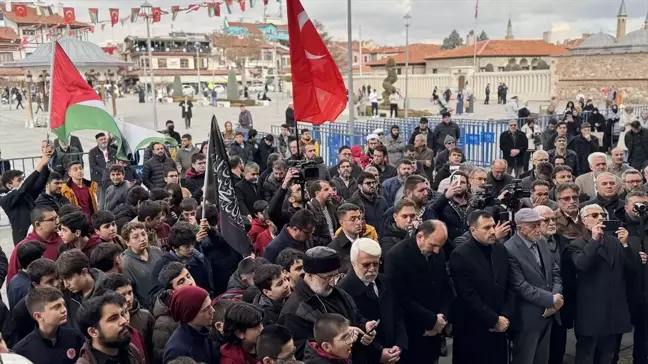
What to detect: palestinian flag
<box><xmin>88</xmin><ymin>8</ymin><xmax>98</xmax><ymax>23</ymax></box>
<box><xmin>50</xmin><ymin>41</ymin><xmax>123</xmax><ymax>156</ymax></box>
<box><xmin>171</xmin><ymin>5</ymin><xmax>180</xmax><ymax>21</ymax></box>
<box><xmin>115</xmin><ymin>119</ymin><xmax>177</xmax><ymax>160</ymax></box>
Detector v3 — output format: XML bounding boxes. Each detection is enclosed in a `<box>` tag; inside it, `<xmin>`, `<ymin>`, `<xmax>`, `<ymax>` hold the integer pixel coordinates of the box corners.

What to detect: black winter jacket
<box><xmin>347</xmin><ymin>191</ymin><xmax>388</xmax><ymax>232</ymax></box>
<box><xmin>198</xmin><ymin>229</ymin><xmax>243</xmax><ymax>296</ymax></box>
<box><xmin>142</xmin><ymin>155</ymin><xmax>177</xmax><ymax>190</ymax></box>
<box><xmin>0</xmin><ymin>167</ymin><xmax>49</xmax><ymax>244</ymax></box>
<box><xmin>114</xmin><ymin>203</ymin><xmax>138</xmax><ymax>232</ymax></box>
<box><xmin>34</xmin><ymin>192</ymin><xmax>70</xmax><ymax>212</ymax></box>
<box><xmin>379</xmin><ymin>222</ymin><xmax>409</xmax><ymax>259</ymax></box>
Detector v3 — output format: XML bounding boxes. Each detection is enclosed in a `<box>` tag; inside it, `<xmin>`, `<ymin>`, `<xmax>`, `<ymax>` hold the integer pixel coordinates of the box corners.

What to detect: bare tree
<box><xmin>313</xmin><ymin>20</ymin><xmax>346</xmax><ymax>72</ymax></box>
<box><xmin>212</xmin><ymin>34</ymin><xmax>262</xmax><ymax>91</ymax></box>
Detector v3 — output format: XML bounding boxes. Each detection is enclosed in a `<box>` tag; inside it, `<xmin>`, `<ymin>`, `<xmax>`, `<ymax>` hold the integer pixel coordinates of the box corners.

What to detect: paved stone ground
<box><xmin>0</xmin><ymin>94</ymin><xmax>635</xmax><ymax>362</ymax></box>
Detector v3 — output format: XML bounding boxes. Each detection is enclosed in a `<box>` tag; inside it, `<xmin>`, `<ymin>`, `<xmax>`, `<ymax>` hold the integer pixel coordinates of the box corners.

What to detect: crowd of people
<box><xmin>0</xmin><ymin>101</ymin><xmax>647</xmax><ymax>364</ymax></box>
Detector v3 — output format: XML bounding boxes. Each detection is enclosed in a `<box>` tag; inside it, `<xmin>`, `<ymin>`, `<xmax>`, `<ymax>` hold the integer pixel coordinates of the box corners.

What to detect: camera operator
<box><xmin>579</xmin><ymin>172</ymin><xmax>624</xmax><ymax>221</ymax></box>
<box><xmin>617</xmin><ymin>191</ymin><xmax>648</xmax><ymax>364</ymax></box>
<box><xmin>268</xmin><ymin>168</ymin><xmax>303</xmax><ymax>228</ymax></box>
<box><xmin>302</xmin><ymin>143</ymin><xmax>330</xmax><ymax>181</ymax></box>
<box><xmin>487</xmin><ymin>159</ymin><xmax>515</xmax><ymax>195</ymax></box>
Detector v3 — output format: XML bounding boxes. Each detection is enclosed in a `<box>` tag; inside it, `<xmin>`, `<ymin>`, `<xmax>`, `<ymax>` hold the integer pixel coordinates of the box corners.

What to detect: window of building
<box><xmin>22</xmin><ymin>29</ymin><xmax>35</xmax><ymax>36</ymax></box>
<box><xmin>0</xmin><ymin>53</ymin><xmax>13</xmax><ymax>63</ymax></box>
<box><xmin>180</xmin><ymin>59</ymin><xmax>189</xmax><ymax>68</ymax></box>
<box><xmin>432</xmin><ymin>69</ymin><xmax>438</xmax><ymax>74</ymax></box>
<box><xmin>140</xmin><ymin>58</ymin><xmax>150</xmax><ymax>68</ymax></box>
<box><xmin>354</xmin><ymin>56</ymin><xmax>358</xmax><ymax>63</ymax></box>
<box><xmin>158</xmin><ymin>58</ymin><xmax>167</xmax><ymax>68</ymax></box>
<box><xmin>396</xmin><ymin>68</ymin><xmax>402</xmax><ymax>75</ymax></box>
<box><xmin>498</xmin><ymin>67</ymin><xmax>506</xmax><ymax>72</ymax></box>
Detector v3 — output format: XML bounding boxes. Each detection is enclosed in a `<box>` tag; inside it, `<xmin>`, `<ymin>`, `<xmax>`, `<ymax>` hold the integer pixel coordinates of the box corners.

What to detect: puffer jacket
<box><xmin>114</xmin><ymin>203</ymin><xmax>138</xmax><ymax>232</ymax></box>
<box><xmin>262</xmin><ymin>174</ymin><xmax>282</xmax><ymax>202</ymax></box>
<box><xmin>384</xmin><ymin>134</ymin><xmax>406</xmax><ymax>164</ymax></box>
<box><xmin>60</xmin><ymin>179</ymin><xmax>98</xmax><ymax>213</ymax></box>
<box><xmin>152</xmin><ymin>290</ymin><xmax>178</xmax><ymax>364</ymax></box>
<box><xmin>142</xmin><ymin>155</ymin><xmax>177</xmax><ymax>190</ymax></box>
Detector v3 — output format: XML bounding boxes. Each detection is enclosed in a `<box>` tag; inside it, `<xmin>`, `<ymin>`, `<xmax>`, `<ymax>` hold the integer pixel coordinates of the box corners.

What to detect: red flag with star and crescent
<box><xmin>152</xmin><ymin>7</ymin><xmax>161</xmax><ymax>23</ymax></box>
<box><xmin>11</xmin><ymin>4</ymin><xmax>27</xmax><ymax>17</ymax></box>
<box><xmin>63</xmin><ymin>7</ymin><xmax>76</xmax><ymax>23</ymax></box>
<box><xmin>109</xmin><ymin>8</ymin><xmax>119</xmax><ymax>27</ymax></box>
<box><xmin>287</xmin><ymin>0</ymin><xmax>346</xmax><ymax>124</ymax></box>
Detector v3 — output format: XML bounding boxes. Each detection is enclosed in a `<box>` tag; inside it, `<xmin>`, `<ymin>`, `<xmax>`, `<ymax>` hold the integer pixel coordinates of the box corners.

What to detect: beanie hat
<box><xmin>444</xmin><ymin>135</ymin><xmax>456</xmax><ymax>144</ymax></box>
<box><xmin>169</xmin><ymin>286</ymin><xmax>209</xmax><ymax>323</ymax></box>
<box><xmin>304</xmin><ymin>247</ymin><xmax>341</xmax><ymax>274</ymax></box>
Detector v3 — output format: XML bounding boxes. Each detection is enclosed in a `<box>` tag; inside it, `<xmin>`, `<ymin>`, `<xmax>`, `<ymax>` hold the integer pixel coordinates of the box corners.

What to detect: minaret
<box><xmin>505</xmin><ymin>16</ymin><xmax>514</xmax><ymax>40</ymax></box>
<box><xmin>644</xmin><ymin>10</ymin><xmax>648</xmax><ymax>30</ymax></box>
<box><xmin>617</xmin><ymin>0</ymin><xmax>627</xmax><ymax>40</ymax></box>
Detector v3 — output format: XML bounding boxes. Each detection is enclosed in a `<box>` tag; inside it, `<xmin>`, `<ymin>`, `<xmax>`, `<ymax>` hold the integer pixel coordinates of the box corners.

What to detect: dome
<box><xmin>617</xmin><ymin>28</ymin><xmax>648</xmax><ymax>46</ymax></box>
<box><xmin>577</xmin><ymin>32</ymin><xmax>617</xmax><ymax>48</ymax></box>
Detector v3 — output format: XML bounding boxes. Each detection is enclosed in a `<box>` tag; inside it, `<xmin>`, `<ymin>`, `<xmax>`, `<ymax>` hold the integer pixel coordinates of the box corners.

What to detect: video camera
<box><xmin>286</xmin><ymin>157</ymin><xmax>324</xmax><ymax>184</ymax></box>
<box><xmin>469</xmin><ymin>179</ymin><xmax>530</xmax><ymax>212</ymax></box>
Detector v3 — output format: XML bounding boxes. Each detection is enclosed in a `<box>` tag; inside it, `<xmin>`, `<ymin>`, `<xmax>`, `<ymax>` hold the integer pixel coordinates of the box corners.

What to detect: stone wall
<box><xmin>553</xmin><ymin>53</ymin><xmax>648</xmax><ymax>104</ymax></box>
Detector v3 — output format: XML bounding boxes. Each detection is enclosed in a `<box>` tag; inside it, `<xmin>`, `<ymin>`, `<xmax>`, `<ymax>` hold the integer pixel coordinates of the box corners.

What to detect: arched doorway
<box><xmin>458</xmin><ymin>75</ymin><xmax>465</xmax><ymax>90</ymax></box>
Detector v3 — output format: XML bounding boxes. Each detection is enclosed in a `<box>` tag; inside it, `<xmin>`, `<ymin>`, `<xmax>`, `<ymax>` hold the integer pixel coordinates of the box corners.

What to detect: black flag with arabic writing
<box><xmin>205</xmin><ymin>116</ymin><xmax>252</xmax><ymax>256</ymax></box>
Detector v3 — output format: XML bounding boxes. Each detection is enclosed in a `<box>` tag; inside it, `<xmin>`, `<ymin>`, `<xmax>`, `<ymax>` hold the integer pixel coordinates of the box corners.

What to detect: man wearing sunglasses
<box><xmin>434</xmin><ymin>135</ymin><xmax>465</xmax><ymax>172</ymax></box>
<box><xmin>554</xmin><ymin>183</ymin><xmax>588</xmax><ymax>240</ymax></box>
<box><xmin>565</xmin><ymin>203</ymin><xmax>641</xmax><ymax>364</ymax></box>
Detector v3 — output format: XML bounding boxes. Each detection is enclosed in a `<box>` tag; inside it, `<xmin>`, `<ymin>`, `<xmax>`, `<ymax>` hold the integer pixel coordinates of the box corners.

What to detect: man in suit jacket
<box><xmin>385</xmin><ymin>220</ymin><xmax>452</xmax><ymax>364</ymax></box>
<box><xmin>449</xmin><ymin>210</ymin><xmax>516</xmax><ymax>364</ymax></box>
<box><xmin>235</xmin><ymin>162</ymin><xmax>261</xmax><ymax>219</ymax></box>
<box><xmin>504</xmin><ymin>208</ymin><xmax>564</xmax><ymax>364</ymax></box>
<box><xmin>338</xmin><ymin>238</ymin><xmax>407</xmax><ymax>364</ymax></box>
<box><xmin>564</xmin><ymin>203</ymin><xmax>641</xmax><ymax>364</ymax></box>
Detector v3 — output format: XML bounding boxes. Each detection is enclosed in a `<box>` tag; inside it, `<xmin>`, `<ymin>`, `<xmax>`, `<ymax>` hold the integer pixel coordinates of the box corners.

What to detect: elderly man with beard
<box><xmin>535</xmin><ymin>205</ymin><xmax>574</xmax><ymax>364</ymax></box>
<box><xmin>575</xmin><ymin>152</ymin><xmax>621</xmax><ymax>201</ymax></box>
<box><xmin>616</xmin><ymin>191</ymin><xmax>648</xmax><ymax>364</ymax></box>
<box><xmin>450</xmin><ymin>210</ymin><xmax>516</xmax><ymax>364</ymax></box>
<box><xmin>76</xmin><ymin>293</ymin><xmax>145</xmax><ymax>364</ymax></box>
<box><xmin>565</xmin><ymin>204</ymin><xmax>641</xmax><ymax>364</ymax></box>
<box><xmin>386</xmin><ymin>220</ymin><xmax>451</xmax><ymax>364</ymax></box>
<box><xmin>330</xmin><ymin>160</ymin><xmax>358</xmax><ymax>201</ymax></box>
<box><xmin>504</xmin><ymin>208</ymin><xmax>563</xmax><ymax>364</ymax></box>
<box><xmin>349</xmin><ymin>172</ymin><xmax>388</xmax><ymax>230</ymax></box>
<box><xmin>385</xmin><ymin>125</ymin><xmax>406</xmax><ymax>165</ymax></box>
<box><xmin>619</xmin><ymin>168</ymin><xmax>644</xmax><ymax>200</ymax></box>
<box><xmin>142</xmin><ymin>142</ymin><xmax>177</xmax><ymax>190</ymax></box>
<box><xmin>554</xmin><ymin>183</ymin><xmax>587</xmax><ymax>240</ymax></box>
<box><xmin>580</xmin><ymin>172</ymin><xmax>624</xmax><ymax>221</ymax></box>
<box><xmin>339</xmin><ymin>239</ymin><xmax>407</xmax><ymax>364</ymax></box>
<box><xmin>279</xmin><ymin>247</ymin><xmax>379</xmax><ymax>361</ymax></box>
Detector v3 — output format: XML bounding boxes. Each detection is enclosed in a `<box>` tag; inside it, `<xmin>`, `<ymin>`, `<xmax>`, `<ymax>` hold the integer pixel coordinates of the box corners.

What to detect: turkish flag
<box><xmin>11</xmin><ymin>4</ymin><xmax>27</xmax><ymax>17</ymax></box>
<box><xmin>63</xmin><ymin>7</ymin><xmax>75</xmax><ymax>23</ymax></box>
<box><xmin>152</xmin><ymin>7</ymin><xmax>161</xmax><ymax>23</ymax></box>
<box><xmin>239</xmin><ymin>0</ymin><xmax>246</xmax><ymax>11</ymax></box>
<box><xmin>109</xmin><ymin>8</ymin><xmax>119</xmax><ymax>27</ymax></box>
<box><xmin>215</xmin><ymin>3</ymin><xmax>221</xmax><ymax>17</ymax></box>
<box><xmin>287</xmin><ymin>0</ymin><xmax>346</xmax><ymax>124</ymax></box>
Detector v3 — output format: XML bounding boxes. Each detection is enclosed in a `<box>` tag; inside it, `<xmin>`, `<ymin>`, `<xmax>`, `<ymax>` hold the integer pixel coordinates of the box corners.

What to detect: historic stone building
<box><xmin>552</xmin><ymin>0</ymin><xmax>648</xmax><ymax>103</ymax></box>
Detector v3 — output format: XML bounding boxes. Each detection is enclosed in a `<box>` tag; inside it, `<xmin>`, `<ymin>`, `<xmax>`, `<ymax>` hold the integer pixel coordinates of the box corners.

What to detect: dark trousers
<box><xmin>523</xmin><ymin>150</ymin><xmax>533</xmax><ymax>172</ymax></box>
<box><xmin>184</xmin><ymin>116</ymin><xmax>191</xmax><ymax>128</ymax></box>
<box><xmin>548</xmin><ymin>321</ymin><xmax>567</xmax><ymax>364</ymax></box>
<box><xmin>16</xmin><ymin>99</ymin><xmax>23</xmax><ymax>109</ymax></box>
<box><xmin>389</xmin><ymin>104</ymin><xmax>398</xmax><ymax>118</ymax></box>
<box><xmin>574</xmin><ymin>333</ymin><xmax>616</xmax><ymax>364</ymax></box>
<box><xmin>485</xmin><ymin>94</ymin><xmax>490</xmax><ymax>104</ymax></box>
<box><xmin>371</xmin><ymin>102</ymin><xmax>378</xmax><ymax>116</ymax></box>
<box><xmin>613</xmin><ymin>310</ymin><xmax>648</xmax><ymax>364</ymax></box>
<box><xmin>511</xmin><ymin>319</ymin><xmax>552</xmax><ymax>364</ymax></box>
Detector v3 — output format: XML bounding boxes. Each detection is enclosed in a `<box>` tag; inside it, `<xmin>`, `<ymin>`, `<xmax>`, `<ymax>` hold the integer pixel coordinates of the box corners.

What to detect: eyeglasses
<box><xmin>558</xmin><ymin>195</ymin><xmax>577</xmax><ymax>202</ymax></box>
<box><xmin>40</xmin><ymin>216</ymin><xmax>59</xmax><ymax>223</ymax></box>
<box><xmin>585</xmin><ymin>212</ymin><xmax>606</xmax><ymax>219</ymax></box>
<box><xmin>626</xmin><ymin>179</ymin><xmax>643</xmax><ymax>185</ymax></box>
<box><xmin>298</xmin><ymin>227</ymin><xmax>314</xmax><ymax>236</ymax></box>
<box><xmin>316</xmin><ymin>273</ymin><xmax>343</xmax><ymax>283</ymax></box>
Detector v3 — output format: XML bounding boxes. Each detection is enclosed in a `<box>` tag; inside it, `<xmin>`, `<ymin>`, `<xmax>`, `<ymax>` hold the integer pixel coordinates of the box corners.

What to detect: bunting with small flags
<box><xmin>130</xmin><ymin>8</ymin><xmax>139</xmax><ymax>23</ymax></box>
<box><xmin>215</xmin><ymin>2</ymin><xmax>221</xmax><ymax>16</ymax></box>
<box><xmin>239</xmin><ymin>0</ymin><xmax>246</xmax><ymax>11</ymax></box>
<box><xmin>88</xmin><ymin>8</ymin><xmax>98</xmax><ymax>23</ymax></box>
<box><xmin>207</xmin><ymin>3</ymin><xmax>215</xmax><ymax>17</ymax></box>
<box><xmin>171</xmin><ymin>5</ymin><xmax>180</xmax><ymax>20</ymax></box>
<box><xmin>62</xmin><ymin>7</ymin><xmax>76</xmax><ymax>23</ymax></box>
<box><xmin>186</xmin><ymin>4</ymin><xmax>201</xmax><ymax>13</ymax></box>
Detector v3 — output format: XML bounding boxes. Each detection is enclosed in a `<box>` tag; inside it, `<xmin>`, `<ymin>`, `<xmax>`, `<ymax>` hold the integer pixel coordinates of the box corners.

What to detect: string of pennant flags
<box><xmin>6</xmin><ymin>0</ymin><xmax>276</xmax><ymax>32</ymax></box>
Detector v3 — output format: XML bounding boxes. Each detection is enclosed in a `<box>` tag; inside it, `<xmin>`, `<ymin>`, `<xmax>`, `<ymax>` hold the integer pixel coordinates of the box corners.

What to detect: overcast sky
<box><xmin>60</xmin><ymin>0</ymin><xmax>648</xmax><ymax>46</ymax></box>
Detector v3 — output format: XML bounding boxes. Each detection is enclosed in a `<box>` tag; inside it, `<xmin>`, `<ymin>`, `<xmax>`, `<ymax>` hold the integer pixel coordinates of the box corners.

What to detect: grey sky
<box><xmin>65</xmin><ymin>0</ymin><xmax>648</xmax><ymax>46</ymax></box>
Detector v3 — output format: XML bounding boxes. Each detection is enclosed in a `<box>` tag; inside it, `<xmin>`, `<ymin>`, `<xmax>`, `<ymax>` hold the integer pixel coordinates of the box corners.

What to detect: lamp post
<box><xmin>141</xmin><ymin>0</ymin><xmax>158</xmax><ymax>130</ymax></box>
<box><xmin>404</xmin><ymin>13</ymin><xmax>411</xmax><ymax>118</ymax></box>
<box><xmin>99</xmin><ymin>73</ymin><xmax>106</xmax><ymax>104</ymax></box>
<box><xmin>195</xmin><ymin>41</ymin><xmax>202</xmax><ymax>102</ymax></box>
<box><xmin>39</xmin><ymin>70</ymin><xmax>50</xmax><ymax>112</ymax></box>
<box><xmin>107</xmin><ymin>70</ymin><xmax>117</xmax><ymax>116</ymax></box>
<box><xmin>25</xmin><ymin>71</ymin><xmax>33</xmax><ymax>121</ymax></box>
<box><xmin>346</xmin><ymin>0</ymin><xmax>354</xmax><ymax>131</ymax></box>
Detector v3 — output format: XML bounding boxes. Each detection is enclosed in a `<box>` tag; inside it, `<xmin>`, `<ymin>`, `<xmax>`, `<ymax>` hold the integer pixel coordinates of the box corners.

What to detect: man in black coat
<box><xmin>142</xmin><ymin>142</ymin><xmax>177</xmax><ymax>190</ymax></box>
<box><xmin>278</xmin><ymin>247</ymin><xmax>379</xmax><ymax>361</ymax></box>
<box><xmin>235</xmin><ymin>162</ymin><xmax>261</xmax><ymax>219</ymax></box>
<box><xmin>328</xmin><ymin>203</ymin><xmax>363</xmax><ymax>271</ymax></box>
<box><xmin>626</xmin><ymin>120</ymin><xmax>648</xmax><ymax>171</ymax></box>
<box><xmin>328</xmin><ymin>146</ymin><xmax>363</xmax><ymax>180</ymax></box>
<box><xmin>88</xmin><ymin>133</ymin><xmax>115</xmax><ymax>204</ymax></box>
<box><xmin>0</xmin><ymin>145</ymin><xmax>51</xmax><ymax>244</ymax></box>
<box><xmin>385</xmin><ymin>220</ymin><xmax>452</xmax><ymax>364</ymax></box>
<box><xmin>348</xmin><ymin>172</ymin><xmax>388</xmax><ymax>231</ymax></box>
<box><xmin>564</xmin><ymin>203</ymin><xmax>641</xmax><ymax>364</ymax></box>
<box><xmin>339</xmin><ymin>238</ymin><xmax>407</xmax><ymax>364</ymax></box>
<box><xmin>449</xmin><ymin>210</ymin><xmax>516</xmax><ymax>364</ymax></box>
<box><xmin>499</xmin><ymin>120</ymin><xmax>529</xmax><ymax>177</ymax></box>
<box><xmin>34</xmin><ymin>171</ymin><xmax>70</xmax><ymax>213</ymax></box>
<box><xmin>183</xmin><ymin>153</ymin><xmax>206</xmax><ymax>196</ymax></box>
<box><xmin>258</xmin><ymin>135</ymin><xmax>277</xmax><ymax>172</ymax></box>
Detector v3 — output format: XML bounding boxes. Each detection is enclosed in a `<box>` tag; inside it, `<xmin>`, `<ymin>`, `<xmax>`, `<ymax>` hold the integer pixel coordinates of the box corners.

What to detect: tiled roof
<box><xmin>0</xmin><ymin>68</ymin><xmax>24</xmax><ymax>76</ymax></box>
<box><xmin>425</xmin><ymin>40</ymin><xmax>569</xmax><ymax>59</ymax></box>
<box><xmin>562</xmin><ymin>37</ymin><xmax>587</xmax><ymax>48</ymax></box>
<box><xmin>367</xmin><ymin>44</ymin><xmax>441</xmax><ymax>66</ymax></box>
<box><xmin>353</xmin><ymin>65</ymin><xmax>372</xmax><ymax>73</ymax></box>
<box><xmin>333</xmin><ymin>40</ymin><xmax>373</xmax><ymax>53</ymax></box>
<box><xmin>3</xmin><ymin>6</ymin><xmax>87</xmax><ymax>28</ymax></box>
<box><xmin>0</xmin><ymin>27</ymin><xmax>19</xmax><ymax>41</ymax></box>
<box><xmin>227</xmin><ymin>22</ymin><xmax>263</xmax><ymax>35</ymax></box>
<box><xmin>125</xmin><ymin>69</ymin><xmax>235</xmax><ymax>76</ymax></box>
<box><xmin>365</xmin><ymin>46</ymin><xmax>403</xmax><ymax>54</ymax></box>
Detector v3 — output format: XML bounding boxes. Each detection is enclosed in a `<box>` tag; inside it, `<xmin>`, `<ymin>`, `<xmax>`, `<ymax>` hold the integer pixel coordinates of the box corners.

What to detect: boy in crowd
<box><xmin>92</xmin><ymin>210</ymin><xmax>127</xmax><ymax>250</ymax></box>
<box><xmin>121</xmin><ymin>221</ymin><xmax>163</xmax><ymax>309</ymax></box>
<box><xmin>210</xmin><ymin>299</ymin><xmax>235</xmax><ymax>363</ymax></box>
<box><xmin>8</xmin><ymin>241</ymin><xmax>45</xmax><ymax>309</ymax></box>
<box><xmin>305</xmin><ymin>313</ymin><xmax>356</xmax><ymax>364</ymax></box>
<box><xmin>104</xmin><ymin>164</ymin><xmax>129</xmax><ymax>211</ymax></box>
<box><xmin>56</xmin><ymin>249</ymin><xmax>105</xmax><ymax>303</ymax></box>
<box><xmin>13</xmin><ymin>287</ymin><xmax>85</xmax><ymax>364</ymax></box>
<box><xmin>184</xmin><ymin>153</ymin><xmax>206</xmax><ymax>196</ymax></box>
<box><xmin>34</xmin><ymin>171</ymin><xmax>70</xmax><ymax>212</ymax></box>
<box><xmin>90</xmin><ymin>242</ymin><xmax>124</xmax><ymax>274</ymax></box>
<box><xmin>57</xmin><ymin>211</ymin><xmax>101</xmax><ymax>258</ymax></box>
<box><xmin>152</xmin><ymin>262</ymin><xmax>197</xmax><ymax>364</ymax></box>
<box><xmin>4</xmin><ymin>258</ymin><xmax>59</xmax><ymax>347</ymax></box>
<box><xmin>228</xmin><ymin>257</ymin><xmax>267</xmax><ymax>292</ymax></box>
<box><xmin>152</xmin><ymin>222</ymin><xmax>211</xmax><ymax>294</ymax></box>
<box><xmin>257</xmin><ymin>324</ymin><xmax>299</xmax><ymax>364</ymax></box>
<box><xmin>164</xmin><ymin>168</ymin><xmax>191</xmax><ymax>198</ymax></box>
<box><xmin>253</xmin><ymin>264</ymin><xmax>291</xmax><ymax>325</ymax></box>
<box><xmin>249</xmin><ymin>200</ymin><xmax>273</xmax><ymax>256</ymax></box>
<box><xmin>220</xmin><ymin>302</ymin><xmax>264</xmax><ymax>364</ymax></box>
<box><xmin>60</xmin><ymin>160</ymin><xmax>98</xmax><ymax>220</ymax></box>
<box><xmin>276</xmin><ymin>248</ymin><xmax>305</xmax><ymax>291</ymax></box>
<box><xmin>137</xmin><ymin>200</ymin><xmax>171</xmax><ymax>250</ymax></box>
<box><xmin>178</xmin><ymin>198</ymin><xmax>199</xmax><ymax>230</ymax></box>
<box><xmin>13</xmin><ymin>287</ymin><xmax>82</xmax><ymax>359</ymax></box>
<box><xmin>76</xmin><ymin>294</ymin><xmax>145</xmax><ymax>364</ymax></box>
<box><xmin>99</xmin><ymin>273</ymin><xmax>155</xmax><ymax>362</ymax></box>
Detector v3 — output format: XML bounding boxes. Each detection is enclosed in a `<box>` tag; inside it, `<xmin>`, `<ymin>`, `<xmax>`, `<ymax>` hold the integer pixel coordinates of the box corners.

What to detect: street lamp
<box><xmin>346</xmin><ymin>0</ymin><xmax>354</xmax><ymax>131</ymax></box>
<box><xmin>195</xmin><ymin>41</ymin><xmax>202</xmax><ymax>101</ymax></box>
<box><xmin>404</xmin><ymin>13</ymin><xmax>411</xmax><ymax>118</ymax></box>
<box><xmin>141</xmin><ymin>0</ymin><xmax>158</xmax><ymax>130</ymax></box>
<box><xmin>25</xmin><ymin>71</ymin><xmax>33</xmax><ymax>121</ymax></box>
<box><xmin>106</xmin><ymin>69</ymin><xmax>117</xmax><ymax>116</ymax></box>
<box><xmin>39</xmin><ymin>70</ymin><xmax>50</xmax><ymax>112</ymax></box>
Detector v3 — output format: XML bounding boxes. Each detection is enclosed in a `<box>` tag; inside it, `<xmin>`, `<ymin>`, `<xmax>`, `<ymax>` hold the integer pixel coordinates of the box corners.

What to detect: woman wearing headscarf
<box><xmin>604</xmin><ymin>104</ymin><xmax>622</xmax><ymax>152</ymax></box>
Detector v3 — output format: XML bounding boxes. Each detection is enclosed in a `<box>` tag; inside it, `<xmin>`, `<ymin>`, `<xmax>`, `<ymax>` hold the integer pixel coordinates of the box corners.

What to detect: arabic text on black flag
<box><xmin>205</xmin><ymin>116</ymin><xmax>252</xmax><ymax>256</ymax></box>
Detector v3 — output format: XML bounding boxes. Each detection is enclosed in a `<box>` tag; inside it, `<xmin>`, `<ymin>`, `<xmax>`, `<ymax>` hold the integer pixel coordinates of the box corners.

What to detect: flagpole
<box><xmin>473</xmin><ymin>0</ymin><xmax>478</xmax><ymax>68</ymax></box>
<box><xmin>47</xmin><ymin>31</ymin><xmax>57</xmax><ymax>140</ymax></box>
<box><xmin>346</xmin><ymin>0</ymin><xmax>354</xmax><ymax>131</ymax></box>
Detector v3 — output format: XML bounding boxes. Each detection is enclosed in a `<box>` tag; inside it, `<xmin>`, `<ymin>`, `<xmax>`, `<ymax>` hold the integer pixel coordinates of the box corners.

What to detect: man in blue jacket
<box><xmin>382</xmin><ymin>159</ymin><xmax>414</xmax><ymax>206</ymax></box>
<box><xmin>264</xmin><ymin>209</ymin><xmax>316</xmax><ymax>263</ymax></box>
